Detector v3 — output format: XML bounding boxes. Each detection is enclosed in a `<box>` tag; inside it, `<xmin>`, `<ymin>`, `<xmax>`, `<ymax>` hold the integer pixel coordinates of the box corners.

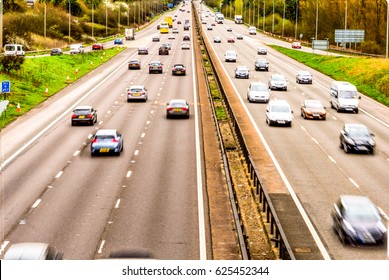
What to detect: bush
<box><xmin>0</xmin><ymin>56</ymin><xmax>25</xmax><ymax>74</ymax></box>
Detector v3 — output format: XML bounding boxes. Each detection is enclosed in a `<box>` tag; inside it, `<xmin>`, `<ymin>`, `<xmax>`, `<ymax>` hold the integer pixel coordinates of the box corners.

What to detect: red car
<box><xmin>292</xmin><ymin>42</ymin><xmax>302</xmax><ymax>49</ymax></box>
<box><xmin>128</xmin><ymin>59</ymin><xmax>141</xmax><ymax>70</ymax></box>
<box><xmin>92</xmin><ymin>43</ymin><xmax>104</xmax><ymax>50</ymax></box>
<box><xmin>227</xmin><ymin>37</ymin><xmax>235</xmax><ymax>43</ymax></box>
<box><xmin>172</xmin><ymin>64</ymin><xmax>186</xmax><ymax>76</ymax></box>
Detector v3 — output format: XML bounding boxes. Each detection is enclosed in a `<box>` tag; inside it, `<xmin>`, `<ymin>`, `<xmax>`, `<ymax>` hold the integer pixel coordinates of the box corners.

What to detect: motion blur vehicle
<box><xmin>181</xmin><ymin>42</ymin><xmax>190</xmax><ymax>50</ymax></box>
<box><xmin>149</xmin><ymin>61</ymin><xmax>163</xmax><ymax>74</ymax></box>
<box><xmin>268</xmin><ymin>74</ymin><xmax>288</xmax><ymax>91</ymax></box>
<box><xmin>248</xmin><ymin>26</ymin><xmax>256</xmax><ymax>35</ymax></box>
<box><xmin>128</xmin><ymin>59</ymin><xmax>141</xmax><ymax>70</ymax></box>
<box><xmin>70</xmin><ymin>44</ymin><xmax>84</xmax><ymax>54</ymax></box>
<box><xmin>207</xmin><ymin>26</ymin><xmax>213</xmax><ymax>30</ymax></box>
<box><xmin>292</xmin><ymin>41</ymin><xmax>302</xmax><ymax>49</ymax></box>
<box><xmin>172</xmin><ymin>64</ymin><xmax>186</xmax><ymax>76</ymax></box>
<box><xmin>296</xmin><ymin>70</ymin><xmax>313</xmax><ymax>84</ymax></box>
<box><xmin>227</xmin><ymin>37</ymin><xmax>235</xmax><ymax>43</ymax></box>
<box><xmin>152</xmin><ymin>36</ymin><xmax>160</xmax><ymax>42</ymax></box>
<box><xmin>211</xmin><ymin>23</ymin><xmax>216</xmax><ymax>26</ymax></box>
<box><xmin>166</xmin><ymin>99</ymin><xmax>190</xmax><ymax>119</ymax></box>
<box><xmin>114</xmin><ymin>38</ymin><xmax>123</xmax><ymax>45</ymax></box>
<box><xmin>138</xmin><ymin>47</ymin><xmax>148</xmax><ymax>55</ymax></box>
<box><xmin>71</xmin><ymin>105</ymin><xmax>97</xmax><ymax>126</ymax></box>
<box><xmin>254</xmin><ymin>58</ymin><xmax>269</xmax><ymax>71</ymax></box>
<box><xmin>247</xmin><ymin>82</ymin><xmax>270</xmax><ymax>103</ymax></box>
<box><xmin>224</xmin><ymin>50</ymin><xmax>237</xmax><ymax>62</ymax></box>
<box><xmin>265</xmin><ymin>100</ymin><xmax>293</xmax><ymax>126</ymax></box>
<box><xmin>213</xmin><ymin>36</ymin><xmax>221</xmax><ymax>43</ymax></box>
<box><xmin>159</xmin><ymin>46</ymin><xmax>169</xmax><ymax>55</ymax></box>
<box><xmin>234</xmin><ymin>66</ymin><xmax>249</xmax><ymax>79</ymax></box>
<box><xmin>300</xmin><ymin>100</ymin><xmax>326</xmax><ymax>120</ymax></box>
<box><xmin>184</xmin><ymin>24</ymin><xmax>190</xmax><ymax>30</ymax></box>
<box><xmin>183</xmin><ymin>33</ymin><xmax>190</xmax><ymax>41</ymax></box>
<box><xmin>91</xmin><ymin>129</ymin><xmax>124</xmax><ymax>156</ymax></box>
<box><xmin>4</xmin><ymin>243</ymin><xmax>63</xmax><ymax>260</ymax></box>
<box><xmin>332</xmin><ymin>195</ymin><xmax>386</xmax><ymax>245</ymax></box>
<box><xmin>92</xmin><ymin>43</ymin><xmax>104</xmax><ymax>50</ymax></box>
<box><xmin>330</xmin><ymin>81</ymin><xmax>360</xmax><ymax>113</ymax></box>
<box><xmin>177</xmin><ymin>20</ymin><xmax>182</xmax><ymax>24</ymax></box>
<box><xmin>257</xmin><ymin>46</ymin><xmax>267</xmax><ymax>55</ymax></box>
<box><xmin>226</xmin><ymin>27</ymin><xmax>232</xmax><ymax>32</ymax></box>
<box><xmin>339</xmin><ymin>123</ymin><xmax>375</xmax><ymax>154</ymax></box>
<box><xmin>172</xmin><ymin>27</ymin><xmax>179</xmax><ymax>33</ymax></box>
<box><xmin>236</xmin><ymin>34</ymin><xmax>243</xmax><ymax>40</ymax></box>
<box><xmin>50</xmin><ymin>48</ymin><xmax>63</xmax><ymax>56</ymax></box>
<box><xmin>126</xmin><ymin>85</ymin><xmax>148</xmax><ymax>102</ymax></box>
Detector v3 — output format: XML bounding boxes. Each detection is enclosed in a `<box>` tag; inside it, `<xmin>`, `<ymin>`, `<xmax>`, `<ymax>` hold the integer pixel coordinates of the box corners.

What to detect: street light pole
<box><xmin>315</xmin><ymin>0</ymin><xmax>318</xmax><ymax>40</ymax></box>
<box><xmin>295</xmin><ymin>0</ymin><xmax>298</xmax><ymax>40</ymax></box>
<box><xmin>44</xmin><ymin>1</ymin><xmax>47</xmax><ymax>49</ymax></box>
<box><xmin>0</xmin><ymin>0</ymin><xmax>2</xmax><ymax>54</ymax></box>
<box><xmin>272</xmin><ymin>0</ymin><xmax>274</xmax><ymax>33</ymax></box>
<box><xmin>106</xmin><ymin>0</ymin><xmax>108</xmax><ymax>37</ymax></box>
<box><xmin>386</xmin><ymin>0</ymin><xmax>388</xmax><ymax>58</ymax></box>
<box><xmin>92</xmin><ymin>1</ymin><xmax>94</xmax><ymax>38</ymax></box>
<box><xmin>344</xmin><ymin>0</ymin><xmax>347</xmax><ymax>49</ymax></box>
<box><xmin>69</xmin><ymin>0</ymin><xmax>71</xmax><ymax>45</ymax></box>
<box><xmin>282</xmin><ymin>0</ymin><xmax>285</xmax><ymax>37</ymax></box>
<box><xmin>263</xmin><ymin>0</ymin><xmax>265</xmax><ymax>32</ymax></box>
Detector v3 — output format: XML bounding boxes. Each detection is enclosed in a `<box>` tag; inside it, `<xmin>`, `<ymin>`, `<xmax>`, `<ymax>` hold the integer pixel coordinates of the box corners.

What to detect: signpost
<box><xmin>2</xmin><ymin>80</ymin><xmax>10</xmax><ymax>94</ymax></box>
<box><xmin>312</xmin><ymin>40</ymin><xmax>329</xmax><ymax>51</ymax></box>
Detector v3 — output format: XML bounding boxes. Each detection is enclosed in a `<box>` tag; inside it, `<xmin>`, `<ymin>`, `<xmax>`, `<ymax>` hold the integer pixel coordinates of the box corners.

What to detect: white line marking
<box><xmin>349</xmin><ymin>178</ymin><xmax>360</xmax><ymax>188</ymax></box>
<box><xmin>0</xmin><ymin>241</ymin><xmax>10</xmax><ymax>255</ymax></box>
<box><xmin>32</xmin><ymin>199</ymin><xmax>42</xmax><ymax>208</ymax></box>
<box><xmin>146</xmin><ymin>121</ymin><xmax>150</xmax><ymax>125</ymax></box>
<box><xmin>150</xmin><ymin>110</ymin><xmax>154</xmax><ymax>114</ymax></box>
<box><xmin>126</xmin><ymin>171</ymin><xmax>132</xmax><ymax>178</ymax></box>
<box><xmin>328</xmin><ymin>156</ymin><xmax>336</xmax><ymax>163</ymax></box>
<box><xmin>332</xmin><ymin>116</ymin><xmax>337</xmax><ymax>121</ymax></box>
<box><xmin>99</xmin><ymin>121</ymin><xmax>103</xmax><ymax>125</ymax></box>
<box><xmin>55</xmin><ymin>171</ymin><xmax>63</xmax><ymax>179</ymax></box>
<box><xmin>107</xmin><ymin>110</ymin><xmax>111</xmax><ymax>114</ymax></box>
<box><xmin>97</xmin><ymin>240</ymin><xmax>105</xmax><ymax>254</ymax></box>
<box><xmin>88</xmin><ymin>134</ymin><xmax>93</xmax><ymax>139</ymax></box>
<box><xmin>115</xmin><ymin>199</ymin><xmax>121</xmax><ymax>208</ymax></box>
<box><xmin>311</xmin><ymin>137</ymin><xmax>319</xmax><ymax>145</ymax></box>
<box><xmin>141</xmin><ymin>133</ymin><xmax>145</xmax><ymax>138</ymax></box>
<box><xmin>73</xmin><ymin>150</ymin><xmax>80</xmax><ymax>156</ymax></box>
<box><xmin>134</xmin><ymin>150</ymin><xmax>139</xmax><ymax>156</ymax></box>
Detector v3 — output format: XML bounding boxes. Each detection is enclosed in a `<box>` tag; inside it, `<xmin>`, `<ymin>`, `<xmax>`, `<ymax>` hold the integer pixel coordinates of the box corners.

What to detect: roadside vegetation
<box><xmin>0</xmin><ymin>48</ymin><xmax>124</xmax><ymax>128</ymax></box>
<box><xmin>271</xmin><ymin>45</ymin><xmax>389</xmax><ymax>107</ymax></box>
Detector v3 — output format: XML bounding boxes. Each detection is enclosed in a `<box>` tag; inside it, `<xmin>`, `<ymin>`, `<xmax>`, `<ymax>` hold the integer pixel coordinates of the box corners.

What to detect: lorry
<box><xmin>234</xmin><ymin>15</ymin><xmax>243</xmax><ymax>24</ymax></box>
<box><xmin>215</xmin><ymin>14</ymin><xmax>224</xmax><ymax>24</ymax></box>
<box><xmin>165</xmin><ymin>15</ymin><xmax>173</xmax><ymax>28</ymax></box>
<box><xmin>125</xmin><ymin>28</ymin><xmax>135</xmax><ymax>40</ymax></box>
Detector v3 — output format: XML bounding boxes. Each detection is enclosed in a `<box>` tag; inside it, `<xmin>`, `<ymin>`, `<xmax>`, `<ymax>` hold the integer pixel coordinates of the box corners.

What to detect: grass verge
<box><xmin>270</xmin><ymin>45</ymin><xmax>389</xmax><ymax>107</ymax></box>
<box><xmin>0</xmin><ymin>47</ymin><xmax>124</xmax><ymax>128</ymax></box>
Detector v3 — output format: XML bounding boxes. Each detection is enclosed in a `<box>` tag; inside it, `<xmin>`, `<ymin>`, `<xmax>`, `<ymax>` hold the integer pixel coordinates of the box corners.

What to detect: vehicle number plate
<box><xmin>174</xmin><ymin>108</ymin><xmax>182</xmax><ymax>112</ymax></box>
<box><xmin>176</xmin><ymin>71</ymin><xmax>181</xmax><ymax>74</ymax></box>
<box><xmin>132</xmin><ymin>64</ymin><xmax>137</xmax><ymax>66</ymax></box>
<box><xmin>133</xmin><ymin>93</ymin><xmax>140</xmax><ymax>97</ymax></box>
<box><xmin>278</xmin><ymin>121</ymin><xmax>285</xmax><ymax>124</ymax></box>
<box><xmin>79</xmin><ymin>116</ymin><xmax>85</xmax><ymax>119</ymax></box>
<box><xmin>313</xmin><ymin>114</ymin><xmax>319</xmax><ymax>117</ymax></box>
<box><xmin>100</xmin><ymin>148</ymin><xmax>110</xmax><ymax>153</ymax></box>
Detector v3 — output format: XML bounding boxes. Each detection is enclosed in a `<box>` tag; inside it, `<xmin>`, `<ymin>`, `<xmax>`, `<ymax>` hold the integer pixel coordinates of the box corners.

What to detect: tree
<box><xmin>0</xmin><ymin>55</ymin><xmax>25</xmax><ymax>74</ymax></box>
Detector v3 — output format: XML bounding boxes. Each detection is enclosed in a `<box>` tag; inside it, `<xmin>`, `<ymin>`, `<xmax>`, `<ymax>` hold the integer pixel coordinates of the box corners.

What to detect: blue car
<box><xmin>114</xmin><ymin>38</ymin><xmax>123</xmax><ymax>45</ymax></box>
<box><xmin>91</xmin><ymin>129</ymin><xmax>124</xmax><ymax>156</ymax></box>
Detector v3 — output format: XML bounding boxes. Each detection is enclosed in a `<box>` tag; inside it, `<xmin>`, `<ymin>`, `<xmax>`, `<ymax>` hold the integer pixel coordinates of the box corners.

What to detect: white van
<box><xmin>4</xmin><ymin>44</ymin><xmax>25</xmax><ymax>56</ymax></box>
<box><xmin>330</xmin><ymin>81</ymin><xmax>360</xmax><ymax>113</ymax></box>
<box><xmin>248</xmin><ymin>26</ymin><xmax>256</xmax><ymax>35</ymax></box>
<box><xmin>70</xmin><ymin>44</ymin><xmax>85</xmax><ymax>54</ymax></box>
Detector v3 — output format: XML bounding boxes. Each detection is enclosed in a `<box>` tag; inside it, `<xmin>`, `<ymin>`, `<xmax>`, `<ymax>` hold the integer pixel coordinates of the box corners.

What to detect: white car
<box><xmin>168</xmin><ymin>34</ymin><xmax>176</xmax><ymax>39</ymax></box>
<box><xmin>257</xmin><ymin>46</ymin><xmax>267</xmax><ymax>55</ymax></box>
<box><xmin>172</xmin><ymin>27</ymin><xmax>179</xmax><ymax>34</ymax></box>
<box><xmin>265</xmin><ymin>100</ymin><xmax>293</xmax><ymax>126</ymax></box>
<box><xmin>249</xmin><ymin>26</ymin><xmax>256</xmax><ymax>35</ymax></box>
<box><xmin>181</xmin><ymin>42</ymin><xmax>190</xmax><ymax>50</ymax></box>
<box><xmin>247</xmin><ymin>82</ymin><xmax>270</xmax><ymax>103</ymax></box>
<box><xmin>224</xmin><ymin>50</ymin><xmax>237</xmax><ymax>62</ymax></box>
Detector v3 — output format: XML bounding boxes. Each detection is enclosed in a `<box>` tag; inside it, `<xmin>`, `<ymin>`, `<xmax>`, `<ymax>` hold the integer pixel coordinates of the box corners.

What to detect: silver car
<box><xmin>257</xmin><ymin>46</ymin><xmax>267</xmax><ymax>55</ymax></box>
<box><xmin>247</xmin><ymin>82</ymin><xmax>270</xmax><ymax>103</ymax></box>
<box><xmin>296</xmin><ymin>70</ymin><xmax>313</xmax><ymax>84</ymax></box>
<box><xmin>127</xmin><ymin>85</ymin><xmax>148</xmax><ymax>102</ymax></box>
<box><xmin>268</xmin><ymin>74</ymin><xmax>288</xmax><ymax>91</ymax></box>
<box><xmin>265</xmin><ymin>100</ymin><xmax>293</xmax><ymax>126</ymax></box>
<box><xmin>166</xmin><ymin>99</ymin><xmax>190</xmax><ymax>119</ymax></box>
<box><xmin>4</xmin><ymin>242</ymin><xmax>63</xmax><ymax>260</ymax></box>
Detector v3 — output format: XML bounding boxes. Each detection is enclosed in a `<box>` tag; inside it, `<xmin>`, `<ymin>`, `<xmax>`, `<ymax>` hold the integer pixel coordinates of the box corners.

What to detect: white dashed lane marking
<box><xmin>55</xmin><ymin>171</ymin><xmax>63</xmax><ymax>179</ymax></box>
<box><xmin>32</xmin><ymin>199</ymin><xmax>42</xmax><ymax>208</ymax></box>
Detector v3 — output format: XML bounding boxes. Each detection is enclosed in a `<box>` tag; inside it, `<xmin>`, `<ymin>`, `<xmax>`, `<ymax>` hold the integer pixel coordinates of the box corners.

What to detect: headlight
<box><xmin>368</xmin><ymin>140</ymin><xmax>375</xmax><ymax>146</ymax></box>
<box><xmin>345</xmin><ymin>137</ymin><xmax>355</xmax><ymax>145</ymax></box>
<box><xmin>343</xmin><ymin>220</ymin><xmax>356</xmax><ymax>235</ymax></box>
<box><xmin>377</xmin><ymin>221</ymin><xmax>387</xmax><ymax>233</ymax></box>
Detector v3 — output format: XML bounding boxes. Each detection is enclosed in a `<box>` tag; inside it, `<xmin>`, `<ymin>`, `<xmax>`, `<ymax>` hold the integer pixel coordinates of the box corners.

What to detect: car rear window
<box><xmin>96</xmin><ymin>135</ymin><xmax>115</xmax><ymax>140</ymax></box>
<box><xmin>74</xmin><ymin>109</ymin><xmax>91</xmax><ymax>114</ymax></box>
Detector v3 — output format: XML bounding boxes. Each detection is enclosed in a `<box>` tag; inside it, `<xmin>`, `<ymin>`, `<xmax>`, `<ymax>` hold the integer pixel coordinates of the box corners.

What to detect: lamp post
<box><xmin>106</xmin><ymin>0</ymin><xmax>108</xmax><ymax>37</ymax></box>
<box><xmin>0</xmin><ymin>0</ymin><xmax>2</xmax><ymax>54</ymax></box>
<box><xmin>69</xmin><ymin>0</ymin><xmax>71</xmax><ymax>45</ymax></box>
<box><xmin>295</xmin><ymin>0</ymin><xmax>298</xmax><ymax>40</ymax></box>
<box><xmin>315</xmin><ymin>0</ymin><xmax>318</xmax><ymax>40</ymax></box>
<box><xmin>344</xmin><ymin>0</ymin><xmax>347</xmax><ymax>49</ymax></box>
<box><xmin>386</xmin><ymin>0</ymin><xmax>388</xmax><ymax>58</ymax></box>
<box><xmin>44</xmin><ymin>1</ymin><xmax>47</xmax><ymax>49</ymax></box>
<box><xmin>272</xmin><ymin>0</ymin><xmax>274</xmax><ymax>33</ymax></box>
<box><xmin>118</xmin><ymin>2</ymin><xmax>121</xmax><ymax>33</ymax></box>
<box><xmin>263</xmin><ymin>0</ymin><xmax>265</xmax><ymax>32</ymax></box>
<box><xmin>282</xmin><ymin>0</ymin><xmax>285</xmax><ymax>37</ymax></box>
<box><xmin>92</xmin><ymin>0</ymin><xmax>94</xmax><ymax>38</ymax></box>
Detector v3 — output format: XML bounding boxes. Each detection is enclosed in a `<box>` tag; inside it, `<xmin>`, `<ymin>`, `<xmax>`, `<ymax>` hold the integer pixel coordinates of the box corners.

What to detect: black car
<box><xmin>339</xmin><ymin>123</ymin><xmax>376</xmax><ymax>154</ymax></box>
<box><xmin>71</xmin><ymin>105</ymin><xmax>97</xmax><ymax>126</ymax></box>
<box><xmin>172</xmin><ymin>64</ymin><xmax>186</xmax><ymax>76</ymax></box>
<box><xmin>149</xmin><ymin>61</ymin><xmax>163</xmax><ymax>74</ymax></box>
<box><xmin>50</xmin><ymin>48</ymin><xmax>63</xmax><ymax>56</ymax></box>
<box><xmin>332</xmin><ymin>195</ymin><xmax>386</xmax><ymax>245</ymax></box>
<box><xmin>128</xmin><ymin>59</ymin><xmax>141</xmax><ymax>70</ymax></box>
<box><xmin>254</xmin><ymin>58</ymin><xmax>269</xmax><ymax>71</ymax></box>
<box><xmin>159</xmin><ymin>46</ymin><xmax>169</xmax><ymax>55</ymax></box>
<box><xmin>234</xmin><ymin>66</ymin><xmax>249</xmax><ymax>79</ymax></box>
<box><xmin>296</xmin><ymin>70</ymin><xmax>313</xmax><ymax>84</ymax></box>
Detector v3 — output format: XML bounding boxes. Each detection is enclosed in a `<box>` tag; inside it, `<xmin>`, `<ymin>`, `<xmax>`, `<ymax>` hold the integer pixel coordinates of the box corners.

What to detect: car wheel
<box><xmin>330</xmin><ymin>101</ymin><xmax>335</xmax><ymax>109</ymax></box>
<box><xmin>354</xmin><ymin>109</ymin><xmax>359</xmax><ymax>114</ymax></box>
<box><xmin>343</xmin><ymin>142</ymin><xmax>349</xmax><ymax>153</ymax></box>
<box><xmin>370</xmin><ymin>148</ymin><xmax>375</xmax><ymax>155</ymax></box>
<box><xmin>71</xmin><ymin>121</ymin><xmax>74</xmax><ymax>126</ymax></box>
<box><xmin>296</xmin><ymin>79</ymin><xmax>299</xmax><ymax>84</ymax></box>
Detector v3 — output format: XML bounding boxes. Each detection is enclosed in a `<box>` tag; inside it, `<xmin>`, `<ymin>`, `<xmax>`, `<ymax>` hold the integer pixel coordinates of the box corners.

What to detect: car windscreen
<box><xmin>306</xmin><ymin>102</ymin><xmax>323</xmax><ymax>108</ymax></box>
<box><xmin>345</xmin><ymin>205</ymin><xmax>380</xmax><ymax>223</ymax></box>
<box><xmin>130</xmin><ymin>87</ymin><xmax>143</xmax><ymax>92</ymax></box>
<box><xmin>95</xmin><ymin>135</ymin><xmax>115</xmax><ymax>140</ymax></box>
<box><xmin>271</xmin><ymin>105</ymin><xmax>290</xmax><ymax>113</ymax></box>
<box><xmin>348</xmin><ymin>127</ymin><xmax>370</xmax><ymax>138</ymax></box>
<box><xmin>339</xmin><ymin>90</ymin><xmax>358</xmax><ymax>99</ymax></box>
<box><xmin>272</xmin><ymin>76</ymin><xmax>286</xmax><ymax>81</ymax></box>
<box><xmin>251</xmin><ymin>85</ymin><xmax>267</xmax><ymax>91</ymax></box>
<box><xmin>74</xmin><ymin>109</ymin><xmax>91</xmax><ymax>114</ymax></box>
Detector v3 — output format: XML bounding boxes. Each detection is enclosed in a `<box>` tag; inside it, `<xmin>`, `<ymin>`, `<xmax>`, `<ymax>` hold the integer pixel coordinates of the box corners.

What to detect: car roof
<box><xmin>268</xmin><ymin>100</ymin><xmax>290</xmax><ymax>106</ymax></box>
<box><xmin>236</xmin><ymin>65</ymin><xmax>248</xmax><ymax>69</ymax></box>
<box><xmin>250</xmin><ymin>81</ymin><xmax>266</xmax><ymax>86</ymax></box>
<box><xmin>95</xmin><ymin>129</ymin><xmax>117</xmax><ymax>136</ymax></box>
<box><xmin>150</xmin><ymin>61</ymin><xmax>162</xmax><ymax>64</ymax></box>
<box><xmin>74</xmin><ymin>105</ymin><xmax>93</xmax><ymax>110</ymax></box>
<box><xmin>339</xmin><ymin>195</ymin><xmax>375</xmax><ymax>209</ymax></box>
<box><xmin>344</xmin><ymin>123</ymin><xmax>368</xmax><ymax>130</ymax></box>
<box><xmin>4</xmin><ymin>243</ymin><xmax>49</xmax><ymax>260</ymax></box>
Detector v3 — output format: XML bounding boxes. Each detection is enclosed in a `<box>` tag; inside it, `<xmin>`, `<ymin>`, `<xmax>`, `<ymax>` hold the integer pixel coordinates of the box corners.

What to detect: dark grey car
<box><xmin>71</xmin><ymin>105</ymin><xmax>97</xmax><ymax>126</ymax></box>
<box><xmin>296</xmin><ymin>70</ymin><xmax>313</xmax><ymax>84</ymax></box>
<box><xmin>339</xmin><ymin>123</ymin><xmax>375</xmax><ymax>154</ymax></box>
<box><xmin>254</xmin><ymin>58</ymin><xmax>269</xmax><ymax>71</ymax></box>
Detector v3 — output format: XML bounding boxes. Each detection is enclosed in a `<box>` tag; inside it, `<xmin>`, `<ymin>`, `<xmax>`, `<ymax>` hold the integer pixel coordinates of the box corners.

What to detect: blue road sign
<box><xmin>168</xmin><ymin>3</ymin><xmax>173</xmax><ymax>8</ymax></box>
<box><xmin>2</xmin><ymin>80</ymin><xmax>11</xmax><ymax>93</ymax></box>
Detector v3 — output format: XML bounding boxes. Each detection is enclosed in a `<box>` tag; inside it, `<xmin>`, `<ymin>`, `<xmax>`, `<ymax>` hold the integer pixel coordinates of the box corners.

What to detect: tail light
<box><xmin>92</xmin><ymin>139</ymin><xmax>98</xmax><ymax>143</ymax></box>
<box><xmin>112</xmin><ymin>139</ymin><xmax>119</xmax><ymax>143</ymax></box>
<box><xmin>141</xmin><ymin>91</ymin><xmax>146</xmax><ymax>95</ymax></box>
<box><xmin>86</xmin><ymin>114</ymin><xmax>93</xmax><ymax>118</ymax></box>
<box><xmin>182</xmin><ymin>107</ymin><xmax>188</xmax><ymax>111</ymax></box>
<box><xmin>72</xmin><ymin>114</ymin><xmax>77</xmax><ymax>119</ymax></box>
<box><xmin>167</xmin><ymin>107</ymin><xmax>173</xmax><ymax>112</ymax></box>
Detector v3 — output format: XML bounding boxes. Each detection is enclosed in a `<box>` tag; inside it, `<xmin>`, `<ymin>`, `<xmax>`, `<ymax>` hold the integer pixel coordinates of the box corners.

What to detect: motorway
<box><xmin>199</xmin><ymin>4</ymin><xmax>389</xmax><ymax>260</ymax></box>
<box><xmin>0</xmin><ymin>5</ymin><xmax>209</xmax><ymax>259</ymax></box>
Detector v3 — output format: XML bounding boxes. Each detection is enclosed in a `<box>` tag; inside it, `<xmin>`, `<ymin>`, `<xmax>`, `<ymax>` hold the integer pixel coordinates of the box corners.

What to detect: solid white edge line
<box><xmin>192</xmin><ymin>21</ymin><xmax>207</xmax><ymax>260</ymax></box>
<box><xmin>0</xmin><ymin>240</ymin><xmax>10</xmax><ymax>255</ymax></box>
<box><xmin>97</xmin><ymin>240</ymin><xmax>105</xmax><ymax>254</ymax></box>
<box><xmin>0</xmin><ymin>51</ymin><xmax>137</xmax><ymax>171</ymax></box>
<box><xmin>203</xmin><ymin>24</ymin><xmax>332</xmax><ymax>260</ymax></box>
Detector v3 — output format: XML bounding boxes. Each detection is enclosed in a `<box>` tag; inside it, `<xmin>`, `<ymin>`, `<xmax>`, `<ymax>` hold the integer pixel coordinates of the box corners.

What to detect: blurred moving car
<box><xmin>339</xmin><ymin>123</ymin><xmax>376</xmax><ymax>154</ymax></box>
<box><xmin>234</xmin><ymin>65</ymin><xmax>249</xmax><ymax>79</ymax></box>
<box><xmin>91</xmin><ymin>129</ymin><xmax>124</xmax><ymax>156</ymax></box>
<box><xmin>226</xmin><ymin>27</ymin><xmax>232</xmax><ymax>32</ymax></box>
<box><xmin>183</xmin><ymin>33</ymin><xmax>190</xmax><ymax>41</ymax></box>
<box><xmin>172</xmin><ymin>64</ymin><xmax>186</xmax><ymax>76</ymax></box>
<box><xmin>50</xmin><ymin>48</ymin><xmax>63</xmax><ymax>56</ymax></box>
<box><xmin>292</xmin><ymin>41</ymin><xmax>302</xmax><ymax>49</ymax></box>
<box><xmin>126</xmin><ymin>85</ymin><xmax>148</xmax><ymax>102</ymax></box>
<box><xmin>247</xmin><ymin>82</ymin><xmax>270</xmax><ymax>103</ymax></box>
<box><xmin>254</xmin><ymin>58</ymin><xmax>269</xmax><ymax>71</ymax></box>
<box><xmin>211</xmin><ymin>23</ymin><xmax>216</xmax><ymax>26</ymax></box>
<box><xmin>114</xmin><ymin>38</ymin><xmax>123</xmax><ymax>45</ymax></box>
<box><xmin>152</xmin><ymin>36</ymin><xmax>160</xmax><ymax>42</ymax></box>
<box><xmin>296</xmin><ymin>70</ymin><xmax>313</xmax><ymax>84</ymax></box>
<box><xmin>149</xmin><ymin>61</ymin><xmax>163</xmax><ymax>74</ymax></box>
<box><xmin>181</xmin><ymin>42</ymin><xmax>190</xmax><ymax>50</ymax></box>
<box><xmin>332</xmin><ymin>195</ymin><xmax>386</xmax><ymax>245</ymax></box>
<box><xmin>92</xmin><ymin>43</ymin><xmax>104</xmax><ymax>50</ymax></box>
<box><xmin>224</xmin><ymin>50</ymin><xmax>237</xmax><ymax>62</ymax></box>
<box><xmin>300</xmin><ymin>100</ymin><xmax>326</xmax><ymax>120</ymax></box>
<box><xmin>159</xmin><ymin>46</ymin><xmax>169</xmax><ymax>55</ymax></box>
<box><xmin>236</xmin><ymin>34</ymin><xmax>243</xmax><ymax>40</ymax></box>
<box><xmin>128</xmin><ymin>59</ymin><xmax>141</xmax><ymax>70</ymax></box>
<box><xmin>227</xmin><ymin>37</ymin><xmax>235</xmax><ymax>43</ymax></box>
<box><xmin>257</xmin><ymin>46</ymin><xmax>267</xmax><ymax>55</ymax></box>
<box><xmin>4</xmin><ymin>242</ymin><xmax>63</xmax><ymax>260</ymax></box>
<box><xmin>172</xmin><ymin>27</ymin><xmax>179</xmax><ymax>33</ymax></box>
<box><xmin>248</xmin><ymin>26</ymin><xmax>256</xmax><ymax>34</ymax></box>
<box><xmin>166</xmin><ymin>99</ymin><xmax>190</xmax><ymax>119</ymax></box>
<box><xmin>213</xmin><ymin>36</ymin><xmax>221</xmax><ymax>43</ymax></box>
<box><xmin>137</xmin><ymin>47</ymin><xmax>148</xmax><ymax>55</ymax></box>
<box><xmin>268</xmin><ymin>74</ymin><xmax>288</xmax><ymax>91</ymax></box>
<box><xmin>265</xmin><ymin>100</ymin><xmax>293</xmax><ymax>126</ymax></box>
<box><xmin>71</xmin><ymin>105</ymin><xmax>97</xmax><ymax>126</ymax></box>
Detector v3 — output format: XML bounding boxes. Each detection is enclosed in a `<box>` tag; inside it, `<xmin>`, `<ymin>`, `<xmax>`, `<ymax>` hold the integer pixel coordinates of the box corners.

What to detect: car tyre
<box><xmin>343</xmin><ymin>142</ymin><xmax>349</xmax><ymax>153</ymax></box>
